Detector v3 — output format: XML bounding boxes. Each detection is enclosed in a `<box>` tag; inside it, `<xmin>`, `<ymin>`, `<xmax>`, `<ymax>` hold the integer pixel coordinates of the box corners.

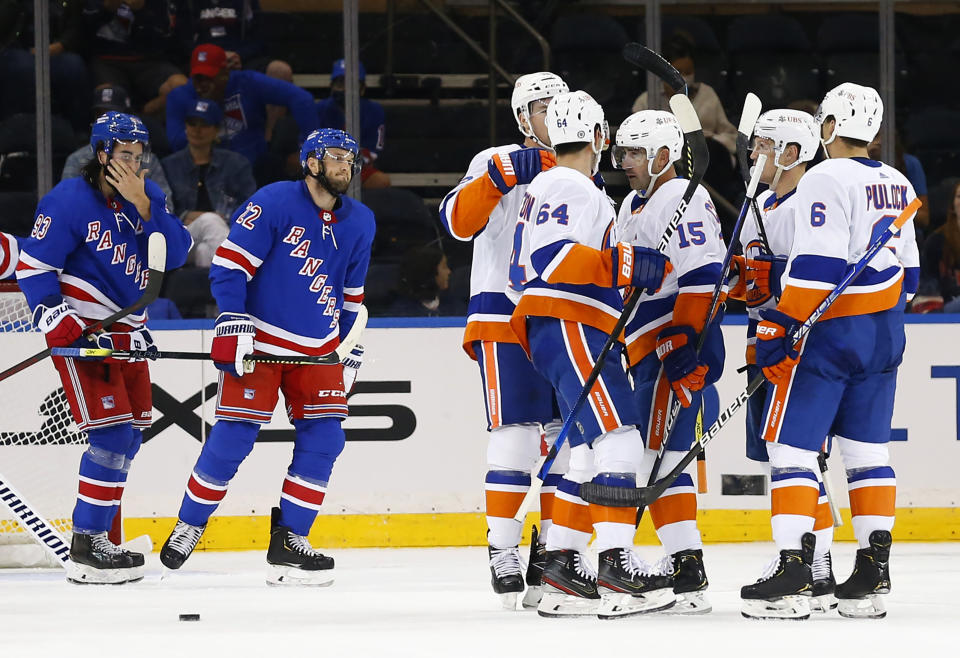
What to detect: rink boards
<box><xmin>1</xmin><ymin>316</ymin><xmax>957</xmax><ymax>549</ymax></box>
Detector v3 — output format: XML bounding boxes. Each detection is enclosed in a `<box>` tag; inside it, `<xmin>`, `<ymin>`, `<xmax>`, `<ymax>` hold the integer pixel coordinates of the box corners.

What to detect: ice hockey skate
<box><xmin>67</xmin><ymin>531</ymin><xmax>144</xmax><ymax>585</ymax></box>
<box><xmin>741</xmin><ymin>532</ymin><xmax>815</xmax><ymax>620</ymax></box>
<box><xmin>810</xmin><ymin>550</ymin><xmax>838</xmax><ymax>613</ymax></box>
<box><xmin>265</xmin><ymin>507</ymin><xmax>334</xmax><ymax>586</ymax></box>
<box><xmin>836</xmin><ymin>530</ymin><xmax>891</xmax><ymax>619</ymax></box>
<box><xmin>596</xmin><ymin>548</ymin><xmax>676</xmax><ymax>619</ymax></box>
<box><xmin>659</xmin><ymin>549</ymin><xmax>711</xmax><ymax>614</ymax></box>
<box><xmin>521</xmin><ymin>524</ymin><xmax>547</xmax><ymax>609</ymax></box>
<box><xmin>488</xmin><ymin>544</ymin><xmax>524</xmax><ymax>609</ymax></box>
<box><xmin>537</xmin><ymin>549</ymin><xmax>601</xmax><ymax>617</ymax></box>
<box><xmin>160</xmin><ymin>520</ymin><xmax>206</xmax><ymax>570</ymax></box>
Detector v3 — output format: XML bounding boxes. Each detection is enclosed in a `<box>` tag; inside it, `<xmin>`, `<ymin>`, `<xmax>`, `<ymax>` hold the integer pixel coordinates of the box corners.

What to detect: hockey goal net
<box><xmin>0</xmin><ymin>280</ymin><xmax>103</xmax><ymax>566</ymax></box>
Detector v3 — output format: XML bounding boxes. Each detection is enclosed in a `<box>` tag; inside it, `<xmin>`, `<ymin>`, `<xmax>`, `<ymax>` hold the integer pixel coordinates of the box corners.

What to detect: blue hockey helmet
<box><xmin>300</xmin><ymin>129</ymin><xmax>361</xmax><ymax>176</ymax></box>
<box><xmin>90</xmin><ymin>111</ymin><xmax>150</xmax><ymax>155</ymax></box>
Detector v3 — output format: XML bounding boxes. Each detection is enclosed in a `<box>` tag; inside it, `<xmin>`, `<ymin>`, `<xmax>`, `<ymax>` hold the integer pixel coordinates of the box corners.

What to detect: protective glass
<box><xmin>322</xmin><ymin>150</ymin><xmax>362</xmax><ymax>176</ymax></box>
<box><xmin>610</xmin><ymin>145</ymin><xmax>644</xmax><ymax>169</ymax></box>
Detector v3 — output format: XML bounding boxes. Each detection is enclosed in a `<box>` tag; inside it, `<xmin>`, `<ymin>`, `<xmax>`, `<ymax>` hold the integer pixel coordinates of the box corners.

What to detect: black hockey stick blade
<box><xmin>0</xmin><ymin>233</ymin><xmax>167</xmax><ymax>384</ymax></box>
<box><xmin>622</xmin><ymin>42</ymin><xmax>686</xmax><ymax>94</ymax></box>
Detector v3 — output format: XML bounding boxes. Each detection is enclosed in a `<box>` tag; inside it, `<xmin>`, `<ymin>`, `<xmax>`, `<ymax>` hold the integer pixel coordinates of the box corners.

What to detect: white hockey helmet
<box><xmin>511</xmin><ymin>72</ymin><xmax>569</xmax><ymax>146</ymax></box>
<box><xmin>752</xmin><ymin>109</ymin><xmax>819</xmax><ymax>169</ymax></box>
<box><xmin>612</xmin><ymin>110</ymin><xmax>684</xmax><ymax>175</ymax></box>
<box><xmin>815</xmin><ymin>82</ymin><xmax>883</xmax><ymax>145</ymax></box>
<box><xmin>547</xmin><ymin>90</ymin><xmax>608</xmax><ymax>149</ymax></box>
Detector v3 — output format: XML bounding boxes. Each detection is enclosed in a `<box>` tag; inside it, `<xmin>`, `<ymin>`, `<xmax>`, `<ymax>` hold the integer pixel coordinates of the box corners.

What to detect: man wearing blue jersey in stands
<box><xmin>16</xmin><ymin>112</ymin><xmax>192</xmax><ymax>584</ymax></box>
<box><xmin>159</xmin><ymin>129</ymin><xmax>374</xmax><ymax>586</ymax></box>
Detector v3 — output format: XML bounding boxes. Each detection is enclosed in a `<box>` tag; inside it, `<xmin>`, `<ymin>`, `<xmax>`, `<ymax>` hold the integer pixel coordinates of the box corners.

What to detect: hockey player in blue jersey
<box><xmin>159</xmin><ymin>128</ymin><xmax>374</xmax><ymax>586</ymax></box>
<box><xmin>16</xmin><ymin>112</ymin><xmax>193</xmax><ymax>584</ymax></box>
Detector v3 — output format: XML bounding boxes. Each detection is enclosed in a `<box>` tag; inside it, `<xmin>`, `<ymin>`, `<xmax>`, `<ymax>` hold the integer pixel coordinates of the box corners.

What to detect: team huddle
<box><xmin>441</xmin><ymin>73</ymin><xmax>917</xmax><ymax>620</ymax></box>
<box><xmin>0</xmin><ymin>66</ymin><xmax>916</xmax><ymax>621</ymax></box>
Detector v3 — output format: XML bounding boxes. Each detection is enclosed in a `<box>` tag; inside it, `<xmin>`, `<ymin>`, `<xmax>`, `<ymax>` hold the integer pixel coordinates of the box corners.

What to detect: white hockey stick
<box><xmin>0</xmin><ymin>470</ymin><xmax>72</xmax><ymax>569</ymax></box>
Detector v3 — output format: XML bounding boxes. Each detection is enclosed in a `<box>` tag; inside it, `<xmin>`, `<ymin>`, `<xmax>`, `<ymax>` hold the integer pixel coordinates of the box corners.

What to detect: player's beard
<box><xmin>324</xmin><ymin>172</ymin><xmax>351</xmax><ymax>195</ymax></box>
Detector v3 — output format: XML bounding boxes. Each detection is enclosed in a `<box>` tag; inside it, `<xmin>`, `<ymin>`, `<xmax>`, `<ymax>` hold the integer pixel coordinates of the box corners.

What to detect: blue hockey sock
<box><xmin>277</xmin><ymin>418</ymin><xmax>344</xmax><ymax>535</ymax></box>
<box><xmin>73</xmin><ymin>425</ymin><xmax>135</xmax><ymax>534</ymax></box>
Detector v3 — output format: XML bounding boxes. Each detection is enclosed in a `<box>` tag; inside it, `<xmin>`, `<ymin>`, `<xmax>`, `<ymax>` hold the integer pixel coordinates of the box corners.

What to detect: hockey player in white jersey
<box><xmin>725</xmin><ymin>109</ymin><xmax>839</xmax><ymax>613</ymax></box>
<box><xmin>509</xmin><ymin>90</ymin><xmax>674</xmax><ymax>618</ymax></box>
<box><xmin>611</xmin><ymin>110</ymin><xmax>726</xmax><ymax>614</ymax></box>
<box><xmin>439</xmin><ymin>72</ymin><xmax>570</xmax><ymax>608</ymax></box>
<box><xmin>740</xmin><ymin>83</ymin><xmax>919</xmax><ymax>620</ymax></box>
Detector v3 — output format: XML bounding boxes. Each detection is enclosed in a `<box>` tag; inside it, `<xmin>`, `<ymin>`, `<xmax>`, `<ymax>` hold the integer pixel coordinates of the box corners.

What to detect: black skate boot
<box><xmin>596</xmin><ymin>548</ymin><xmax>676</xmax><ymax>619</ymax></box>
<box><xmin>521</xmin><ymin>524</ymin><xmax>547</xmax><ymax>609</ymax></box>
<box><xmin>663</xmin><ymin>549</ymin><xmax>711</xmax><ymax>614</ymax></box>
<box><xmin>265</xmin><ymin>507</ymin><xmax>334</xmax><ymax>586</ymax></box>
<box><xmin>836</xmin><ymin>530</ymin><xmax>891</xmax><ymax>619</ymax></box>
<box><xmin>741</xmin><ymin>532</ymin><xmax>815</xmax><ymax>620</ymax></box>
<box><xmin>488</xmin><ymin>544</ymin><xmax>524</xmax><ymax>610</ymax></box>
<box><xmin>810</xmin><ymin>550</ymin><xmax>838</xmax><ymax>613</ymax></box>
<box><xmin>68</xmin><ymin>531</ymin><xmax>144</xmax><ymax>585</ymax></box>
<box><xmin>537</xmin><ymin>549</ymin><xmax>600</xmax><ymax>617</ymax></box>
<box><xmin>160</xmin><ymin>520</ymin><xmax>206</xmax><ymax>570</ymax></box>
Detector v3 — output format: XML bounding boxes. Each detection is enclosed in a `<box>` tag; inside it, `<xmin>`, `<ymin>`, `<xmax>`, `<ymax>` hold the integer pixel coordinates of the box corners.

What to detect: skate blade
<box><xmin>741</xmin><ymin>595</ymin><xmax>811</xmax><ymax>620</ymax></box>
<box><xmin>537</xmin><ymin>586</ymin><xmax>600</xmax><ymax>617</ymax></box>
<box><xmin>597</xmin><ymin>588</ymin><xmax>677</xmax><ymax>619</ymax></box>
<box><xmin>521</xmin><ymin>585</ymin><xmax>542</xmax><ymax>609</ymax></box>
<box><xmin>662</xmin><ymin>590</ymin><xmax>712</xmax><ymax>615</ymax></box>
<box><xmin>838</xmin><ymin>594</ymin><xmax>886</xmax><ymax>619</ymax></box>
<box><xmin>67</xmin><ymin>562</ymin><xmax>143</xmax><ymax>585</ymax></box>
<box><xmin>497</xmin><ymin>592</ymin><xmax>519</xmax><ymax>610</ymax></box>
<box><xmin>266</xmin><ymin>564</ymin><xmax>334</xmax><ymax>587</ymax></box>
<box><xmin>810</xmin><ymin>592</ymin><xmax>839</xmax><ymax>613</ymax></box>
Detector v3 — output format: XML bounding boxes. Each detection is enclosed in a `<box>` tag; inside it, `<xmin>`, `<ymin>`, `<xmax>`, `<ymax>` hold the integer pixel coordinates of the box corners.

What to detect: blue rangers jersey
<box><xmin>210</xmin><ymin>180</ymin><xmax>374</xmax><ymax>356</ymax></box>
<box><xmin>16</xmin><ymin>177</ymin><xmax>192</xmax><ymax>326</ymax></box>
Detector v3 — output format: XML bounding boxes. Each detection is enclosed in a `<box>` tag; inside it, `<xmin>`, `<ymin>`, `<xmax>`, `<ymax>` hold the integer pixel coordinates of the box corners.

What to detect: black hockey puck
<box><xmin>178</xmin><ymin>613</ymin><xmax>201</xmax><ymax>621</ymax></box>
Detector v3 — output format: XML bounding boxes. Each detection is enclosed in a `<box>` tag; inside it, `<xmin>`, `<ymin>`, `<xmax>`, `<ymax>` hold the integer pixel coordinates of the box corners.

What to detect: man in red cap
<box><xmin>166</xmin><ymin>44</ymin><xmax>318</xmax><ymax>182</ymax></box>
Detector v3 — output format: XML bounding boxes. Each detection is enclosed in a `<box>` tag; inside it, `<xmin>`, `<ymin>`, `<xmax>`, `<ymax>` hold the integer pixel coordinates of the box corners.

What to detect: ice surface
<box><xmin>2</xmin><ymin>542</ymin><xmax>956</xmax><ymax>656</ymax></box>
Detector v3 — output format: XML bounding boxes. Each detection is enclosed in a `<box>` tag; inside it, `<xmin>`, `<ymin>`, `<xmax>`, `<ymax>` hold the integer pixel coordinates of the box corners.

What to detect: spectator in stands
<box><xmin>82</xmin><ymin>0</ymin><xmax>188</xmax><ymax>116</ymax></box>
<box><xmin>923</xmin><ymin>180</ymin><xmax>960</xmax><ymax>311</ymax></box>
<box><xmin>179</xmin><ymin>0</ymin><xmax>265</xmax><ymax>67</ymax></box>
<box><xmin>787</xmin><ymin>99</ymin><xmax>819</xmax><ymax>116</ymax></box>
<box><xmin>385</xmin><ymin>244</ymin><xmax>452</xmax><ymax>316</ymax></box>
<box><xmin>869</xmin><ymin>129</ymin><xmax>930</xmax><ymax>230</ymax></box>
<box><xmin>166</xmin><ymin>43</ymin><xmax>317</xmax><ymax>184</ymax></box>
<box><xmin>62</xmin><ymin>85</ymin><xmax>173</xmax><ymax>200</ymax></box>
<box><xmin>632</xmin><ymin>34</ymin><xmax>738</xmax><ymax>156</ymax></box>
<box><xmin>161</xmin><ymin>98</ymin><xmax>256</xmax><ymax>267</ymax></box>
<box><xmin>0</xmin><ymin>0</ymin><xmax>89</xmax><ymax>131</ymax></box>
<box><xmin>316</xmin><ymin>59</ymin><xmax>390</xmax><ymax>189</ymax></box>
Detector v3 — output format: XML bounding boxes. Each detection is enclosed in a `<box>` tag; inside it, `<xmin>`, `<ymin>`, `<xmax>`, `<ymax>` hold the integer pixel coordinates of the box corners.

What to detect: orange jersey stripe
<box><xmin>510</xmin><ymin>295</ymin><xmax>622</xmax><ymax>356</ymax></box>
<box><xmin>447</xmin><ymin>175</ymin><xmax>501</xmax><ymax>238</ymax></box>
<box><xmin>779</xmin><ymin>273</ymin><xmax>903</xmax><ymax>324</ymax></box>
<box><xmin>481</xmin><ymin>341</ymin><xmax>501</xmax><ymax>429</ymax></box>
<box><xmin>544</xmin><ymin>243</ymin><xmax>616</xmax><ymax>287</ymax></box>
<box><xmin>672</xmin><ymin>291</ymin><xmax>718</xmax><ymax>332</ymax></box>
<box><xmin>771</xmin><ymin>486</ymin><xmax>819</xmax><ymax>516</ymax></box>
<box><xmin>590</xmin><ymin>503</ymin><xmax>636</xmax><ymax>525</ymax></box>
<box><xmin>848</xmin><ymin>486</ymin><xmax>896</xmax><ymax>517</ymax></box>
<box><xmin>626</xmin><ymin>328</ymin><xmax>659</xmax><ymax>367</ymax></box>
<box><xmin>553</xmin><ymin>497</ymin><xmax>594</xmax><ymax>535</ymax></box>
<box><xmin>649</xmin><ymin>492</ymin><xmax>698</xmax><ymax>528</ymax></box>
<box><xmin>562</xmin><ymin>320</ymin><xmax>621</xmax><ymax>434</ymax></box>
<box><xmin>462</xmin><ymin>321</ymin><xmax>520</xmax><ymax>359</ymax></box>
<box><xmin>485</xmin><ymin>490</ymin><xmax>526</xmax><ymax>518</ymax></box>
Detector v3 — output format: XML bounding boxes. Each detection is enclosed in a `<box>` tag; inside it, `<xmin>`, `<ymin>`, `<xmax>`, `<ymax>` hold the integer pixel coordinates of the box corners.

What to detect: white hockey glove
<box><xmin>95</xmin><ymin>328</ymin><xmax>159</xmax><ymax>362</ymax></box>
<box><xmin>211</xmin><ymin>312</ymin><xmax>255</xmax><ymax>377</ymax></box>
<box><xmin>340</xmin><ymin>343</ymin><xmax>364</xmax><ymax>394</ymax></box>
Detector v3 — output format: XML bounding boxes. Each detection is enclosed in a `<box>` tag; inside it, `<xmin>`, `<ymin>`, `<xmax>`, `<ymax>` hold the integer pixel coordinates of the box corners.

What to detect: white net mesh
<box><xmin>0</xmin><ymin>282</ymin><xmax>89</xmax><ymax>564</ymax></box>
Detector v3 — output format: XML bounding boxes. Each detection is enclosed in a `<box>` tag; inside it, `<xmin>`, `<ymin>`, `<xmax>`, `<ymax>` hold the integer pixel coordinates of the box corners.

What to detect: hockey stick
<box><xmin>736</xmin><ymin>94</ymin><xmax>771</xmax><ymax>254</ymax></box>
<box><xmin>511</xmin><ymin>94</ymin><xmax>710</xmax><ymax>524</ymax></box>
<box><xmin>634</xmin><ymin>151</ymin><xmax>767</xmax><ymax>527</ymax></box>
<box><xmin>0</xmin><ymin>470</ymin><xmax>72</xmax><ymax>568</ymax></box>
<box><xmin>52</xmin><ymin>306</ymin><xmax>368</xmax><ymax>366</ymax></box>
<box><xmin>622</xmin><ymin>42</ymin><xmax>687</xmax><ymax>94</ymax></box>
<box><xmin>0</xmin><ymin>232</ymin><xmax>167</xmax><ymax>384</ymax></box>
<box><xmin>581</xmin><ymin>197</ymin><xmax>922</xmax><ymax>507</ymax></box>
